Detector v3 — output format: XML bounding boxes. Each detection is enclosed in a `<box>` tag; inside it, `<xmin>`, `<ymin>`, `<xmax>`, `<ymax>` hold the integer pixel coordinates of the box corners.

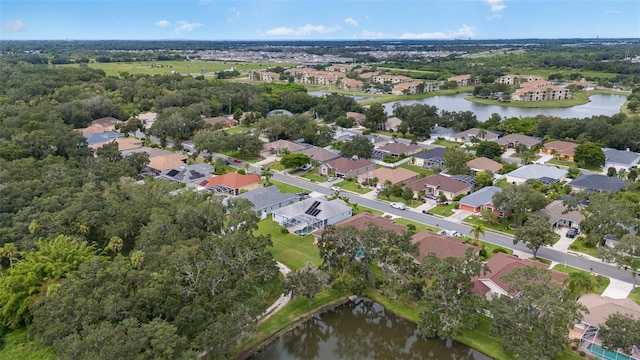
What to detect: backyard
<box><xmin>255</xmin><ymin>216</ymin><xmax>321</xmax><ymax>270</ymax></box>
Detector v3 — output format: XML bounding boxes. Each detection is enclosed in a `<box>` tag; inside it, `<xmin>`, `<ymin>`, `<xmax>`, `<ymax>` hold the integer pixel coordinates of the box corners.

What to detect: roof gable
<box><xmin>459</xmin><ymin>186</ymin><xmax>501</xmax><ymax>207</ymax></box>
<box><xmin>407</xmin><ymin>173</ymin><xmax>472</xmax><ymax>193</ymax></box>
<box><xmin>411</xmin><ymin>230</ymin><xmax>478</xmax><ymax>260</ymax></box>
<box><xmin>326</xmin><ymin>157</ymin><xmax>375</xmax><ymax>173</ymax></box>
<box><xmin>569</xmin><ymin>174</ymin><xmax>626</xmax><ymax>193</ymax></box>
<box><xmin>414</xmin><ymin>147</ymin><xmax>446</xmax><ymax>160</ymax></box>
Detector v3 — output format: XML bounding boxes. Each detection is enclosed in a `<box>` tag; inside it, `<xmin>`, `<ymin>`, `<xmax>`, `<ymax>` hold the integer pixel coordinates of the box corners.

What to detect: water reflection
<box><xmin>249</xmin><ymin>299</ymin><xmax>491</xmax><ymax>360</ymax></box>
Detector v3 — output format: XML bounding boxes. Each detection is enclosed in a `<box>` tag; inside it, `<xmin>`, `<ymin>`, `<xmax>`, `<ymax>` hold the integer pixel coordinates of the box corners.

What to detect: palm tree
<box><xmin>469</xmin><ymin>224</ymin><xmax>486</xmax><ymax>247</ymax></box>
<box><xmin>261</xmin><ymin>169</ymin><xmax>273</xmax><ymax>186</ymax></box>
<box><xmin>0</xmin><ymin>243</ymin><xmax>18</xmax><ymax>268</ymax></box>
<box><xmin>478</xmin><ymin>129</ymin><xmax>487</xmax><ymax>140</ymax></box>
<box><xmin>520</xmin><ymin>150</ymin><xmax>536</xmax><ymax>165</ymax></box>
<box><xmin>106</xmin><ymin>236</ymin><xmax>124</xmax><ymax>254</ymax></box>
<box><xmin>567</xmin><ymin>271</ymin><xmax>596</xmax><ymax>300</ymax></box>
<box><xmin>130</xmin><ymin>250</ymin><xmax>145</xmax><ymax>270</ymax></box>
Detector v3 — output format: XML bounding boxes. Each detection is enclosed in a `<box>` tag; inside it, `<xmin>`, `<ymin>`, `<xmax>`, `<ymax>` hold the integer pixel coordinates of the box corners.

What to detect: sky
<box><xmin>1</xmin><ymin>0</ymin><xmax>639</xmax><ymax>41</ymax></box>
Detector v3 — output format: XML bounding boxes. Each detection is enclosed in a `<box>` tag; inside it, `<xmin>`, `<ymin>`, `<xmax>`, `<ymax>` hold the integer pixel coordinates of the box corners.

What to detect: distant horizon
<box><xmin>2</xmin><ymin>37</ymin><xmax>639</xmax><ymax>42</ymax></box>
<box><xmin>2</xmin><ymin>1</ymin><xmax>639</xmax><ymax>41</ymax></box>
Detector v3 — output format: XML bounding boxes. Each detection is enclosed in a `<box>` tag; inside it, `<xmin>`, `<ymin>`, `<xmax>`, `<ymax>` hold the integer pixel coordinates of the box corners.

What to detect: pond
<box><xmin>248</xmin><ymin>299</ymin><xmax>491</xmax><ymax>360</ymax></box>
<box><xmin>382</xmin><ymin>93</ymin><xmax>627</xmax><ymax>121</ymax></box>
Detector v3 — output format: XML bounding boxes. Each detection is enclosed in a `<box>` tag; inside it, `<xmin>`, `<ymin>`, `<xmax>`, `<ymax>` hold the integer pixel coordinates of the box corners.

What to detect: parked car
<box><xmin>566</xmin><ymin>228</ymin><xmax>579</xmax><ymax>238</ymax></box>
<box><xmin>327</xmin><ymin>176</ymin><xmax>337</xmax><ymax>182</ymax></box>
<box><xmin>301</xmin><ymin>163</ymin><xmax>312</xmax><ymax>171</ymax></box>
<box><xmin>390</xmin><ymin>202</ymin><xmax>406</xmax><ymax>210</ymax></box>
<box><xmin>330</xmin><ymin>186</ymin><xmax>342</xmax><ymax>192</ymax></box>
<box><xmin>425</xmin><ymin>194</ymin><xmax>438</xmax><ymax>200</ymax></box>
<box><xmin>224</xmin><ymin>159</ymin><xmax>231</xmax><ymax>165</ymax></box>
<box><xmin>438</xmin><ymin>229</ymin><xmax>460</xmax><ymax>237</ymax></box>
<box><xmin>234</xmin><ymin>159</ymin><xmax>242</xmax><ymax>163</ymax></box>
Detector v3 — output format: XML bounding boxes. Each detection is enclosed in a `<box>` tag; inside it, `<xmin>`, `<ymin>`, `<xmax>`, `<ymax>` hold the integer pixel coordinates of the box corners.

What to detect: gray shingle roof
<box><xmin>156</xmin><ymin>163</ymin><xmax>215</xmax><ymax>187</ymax></box>
<box><xmin>237</xmin><ymin>186</ymin><xmax>300</xmax><ymax>211</ymax></box>
<box><xmin>569</xmin><ymin>174</ymin><xmax>626</xmax><ymax>193</ymax></box>
<box><xmin>84</xmin><ymin>131</ymin><xmax>124</xmax><ymax>145</ymax></box>
<box><xmin>603</xmin><ymin>148</ymin><xmax>640</xmax><ymax>166</ymax></box>
<box><xmin>507</xmin><ymin>164</ymin><xmax>567</xmax><ymax>181</ymax></box>
<box><xmin>459</xmin><ymin>186</ymin><xmax>501</xmax><ymax>207</ymax></box>
<box><xmin>414</xmin><ymin>147</ymin><xmax>446</xmax><ymax>160</ymax></box>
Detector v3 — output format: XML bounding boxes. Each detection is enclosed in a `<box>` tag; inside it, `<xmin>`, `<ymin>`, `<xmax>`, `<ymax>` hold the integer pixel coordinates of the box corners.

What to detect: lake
<box><xmin>248</xmin><ymin>299</ymin><xmax>491</xmax><ymax>360</ymax></box>
<box><xmin>382</xmin><ymin>93</ymin><xmax>627</xmax><ymax>121</ymax></box>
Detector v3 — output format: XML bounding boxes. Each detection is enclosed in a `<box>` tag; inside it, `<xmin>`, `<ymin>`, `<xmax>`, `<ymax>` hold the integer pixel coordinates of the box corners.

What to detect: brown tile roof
<box><xmin>203</xmin><ymin>116</ymin><xmax>236</xmax><ymax>126</ymax></box>
<box><xmin>360</xmin><ymin>167</ymin><xmax>418</xmax><ymax>185</ymax></box>
<box><xmin>79</xmin><ymin>117</ymin><xmax>123</xmax><ymax>135</ymax></box>
<box><xmin>316</xmin><ymin>212</ymin><xmax>407</xmax><ymax>239</ymax></box>
<box><xmin>466</xmin><ymin>157</ymin><xmax>503</xmax><ymax>173</ymax></box>
<box><xmin>537</xmin><ymin>200</ymin><xmax>584</xmax><ymax>226</ymax></box>
<box><xmin>262</xmin><ymin>140</ymin><xmax>306</xmax><ymax>153</ymax></box>
<box><xmin>359</xmin><ymin>72</ymin><xmax>379</xmax><ymax>79</ymax></box>
<box><xmin>451</xmin><ymin>128</ymin><xmax>499</xmax><ymax>140</ymax></box>
<box><xmin>297</xmin><ymin>147</ymin><xmax>341</xmax><ymax>163</ymax></box>
<box><xmin>406</xmin><ymin>174</ymin><xmax>471</xmax><ymax>193</ymax></box>
<box><xmin>473</xmin><ymin>252</ymin><xmax>568</xmax><ymax>296</ymax></box>
<box><xmin>346</xmin><ymin>112</ymin><xmax>366</xmax><ymax>122</ymax></box>
<box><xmin>377</xmin><ymin>142</ymin><xmax>422</xmax><ymax>156</ymax></box>
<box><xmin>579</xmin><ymin>294</ymin><xmax>640</xmax><ymax>326</ymax></box>
<box><xmin>448</xmin><ymin>74</ymin><xmax>471</xmax><ymax>81</ymax></box>
<box><xmin>341</xmin><ymin>78</ymin><xmax>363</xmax><ymax>86</ymax></box>
<box><xmin>325</xmin><ymin>157</ymin><xmax>375</xmax><ymax>174</ymax></box>
<box><xmin>543</xmin><ymin>140</ymin><xmax>578</xmax><ymax>156</ymax></box>
<box><xmin>147</xmin><ymin>153</ymin><xmax>188</xmax><ymax>172</ymax></box>
<box><xmin>123</xmin><ymin>146</ymin><xmax>174</xmax><ymax>158</ymax></box>
<box><xmin>197</xmin><ymin>172</ymin><xmax>261</xmax><ymax>189</ymax></box>
<box><xmin>411</xmin><ymin>230</ymin><xmax>478</xmax><ymax>260</ymax></box>
<box><xmin>89</xmin><ymin>137</ymin><xmax>143</xmax><ymax>151</ymax></box>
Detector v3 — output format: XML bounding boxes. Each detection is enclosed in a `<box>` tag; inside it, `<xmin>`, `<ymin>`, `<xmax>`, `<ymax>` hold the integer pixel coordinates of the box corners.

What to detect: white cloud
<box><xmin>266</xmin><ymin>24</ymin><xmax>339</xmax><ymax>36</ymax></box>
<box><xmin>156</xmin><ymin>20</ymin><xmax>170</xmax><ymax>28</ymax></box>
<box><xmin>227</xmin><ymin>7</ymin><xmax>241</xmax><ymax>23</ymax></box>
<box><xmin>487</xmin><ymin>14</ymin><xmax>503</xmax><ymax>20</ymax></box>
<box><xmin>400</xmin><ymin>25</ymin><xmax>475</xmax><ymax>40</ymax></box>
<box><xmin>174</xmin><ymin>21</ymin><xmax>202</xmax><ymax>34</ymax></box>
<box><xmin>344</xmin><ymin>17</ymin><xmax>358</xmax><ymax>27</ymax></box>
<box><xmin>606</xmin><ymin>9</ymin><xmax>621</xmax><ymax>14</ymax></box>
<box><xmin>484</xmin><ymin>0</ymin><xmax>506</xmax><ymax>12</ymax></box>
<box><xmin>1</xmin><ymin>20</ymin><xmax>26</xmax><ymax>33</ymax></box>
<box><xmin>361</xmin><ymin>30</ymin><xmax>386</xmax><ymax>39</ymax></box>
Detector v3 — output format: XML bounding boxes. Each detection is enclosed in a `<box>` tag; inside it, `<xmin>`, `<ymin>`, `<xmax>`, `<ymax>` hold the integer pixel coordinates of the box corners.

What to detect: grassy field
<box><xmin>506</xmin><ymin>68</ymin><xmax>620</xmax><ymax>80</ymax></box>
<box><xmin>552</xmin><ymin>264</ymin><xmax>610</xmax><ymax>295</ymax></box>
<box><xmin>393</xmin><ymin>218</ymin><xmax>439</xmax><ymax>233</ymax></box>
<box><xmin>256</xmin><ymin>216</ymin><xmax>321</xmax><ymax>270</ymax></box>
<box><xmin>333</xmin><ymin>180</ymin><xmax>371</xmax><ymax>194</ymax></box>
<box><xmin>431</xmin><ymin>139</ymin><xmax>461</xmax><ymax>147</ymax></box>
<box><xmin>358</xmin><ymin>87</ymin><xmax>474</xmax><ymax>106</ymax></box>
<box><xmin>57</xmin><ymin>60</ymin><xmax>295</xmax><ymax>77</ymax></box>
<box><xmin>0</xmin><ymin>329</ymin><xmax>55</xmax><ymax>360</ymax></box>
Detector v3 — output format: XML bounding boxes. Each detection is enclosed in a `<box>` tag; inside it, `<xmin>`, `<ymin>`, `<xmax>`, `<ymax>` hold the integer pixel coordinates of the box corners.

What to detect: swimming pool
<box><xmin>587</xmin><ymin>343</ymin><xmax>634</xmax><ymax>360</ymax></box>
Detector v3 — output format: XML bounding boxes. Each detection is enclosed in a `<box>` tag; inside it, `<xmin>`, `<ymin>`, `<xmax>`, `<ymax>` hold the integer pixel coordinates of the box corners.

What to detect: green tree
<box><xmin>340</xmin><ymin>135</ymin><xmax>374</xmax><ymax>159</ymax></box>
<box><xmin>106</xmin><ymin>236</ymin><xmax>124</xmax><ymax>254</ymax></box>
<box><xmin>490</xmin><ymin>266</ymin><xmax>585</xmax><ymax>360</ymax></box>
<box><xmin>599</xmin><ymin>313</ymin><xmax>640</xmax><ymax>355</ymax></box>
<box><xmin>513</xmin><ymin>215</ymin><xmax>555</xmax><ymax>259</ymax></box>
<box><xmin>261</xmin><ymin>169</ymin><xmax>273</xmax><ymax>185</ymax></box>
<box><xmin>363</xmin><ymin>103</ymin><xmax>387</xmax><ymax>131</ymax></box>
<box><xmin>492</xmin><ymin>184</ymin><xmax>548</xmax><ymax>227</ymax></box>
<box><xmin>567</xmin><ymin>164</ymin><xmax>580</xmax><ymax>179</ymax></box>
<box><xmin>574</xmin><ymin>142</ymin><xmax>606</xmax><ymax>167</ymax></box>
<box><xmin>581</xmin><ymin>193</ymin><xmax>637</xmax><ymax>246</ymax></box>
<box><xmin>519</xmin><ymin>150</ymin><xmax>536</xmax><ymax>165</ymax></box>
<box><xmin>283</xmin><ymin>263</ymin><xmax>330</xmax><ymax>307</ymax></box>
<box><xmin>498</xmin><ymin>162</ymin><xmax>518</xmax><ymax>174</ymax></box>
<box><xmin>444</xmin><ymin>146</ymin><xmax>472</xmax><ymax>175</ymax></box>
<box><xmin>474</xmin><ymin>171</ymin><xmax>494</xmax><ymax>189</ymax></box>
<box><xmin>600</xmin><ymin>234</ymin><xmax>640</xmax><ymax>291</ymax></box>
<box><xmin>469</xmin><ymin>223</ymin><xmax>486</xmax><ymax>247</ymax></box>
<box><xmin>280</xmin><ymin>153</ymin><xmax>311</xmax><ymax>169</ymax></box>
<box><xmin>417</xmin><ymin>249</ymin><xmax>488</xmax><ymax>339</ymax></box>
<box><xmin>566</xmin><ymin>271</ymin><xmax>596</xmax><ymax>300</ymax></box>
<box><xmin>0</xmin><ymin>243</ymin><xmax>18</xmax><ymax>268</ymax></box>
<box><xmin>401</xmin><ymin>187</ymin><xmax>415</xmax><ymax>204</ymax></box>
<box><xmin>475</xmin><ymin>141</ymin><xmax>504</xmax><ymax>159</ymax></box>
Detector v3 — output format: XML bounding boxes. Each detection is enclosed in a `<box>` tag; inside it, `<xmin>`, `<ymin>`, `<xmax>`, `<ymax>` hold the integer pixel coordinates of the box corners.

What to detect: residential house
<box><xmin>413</xmin><ymin>147</ymin><xmax>447</xmax><ymax>169</ymax></box>
<box><xmin>493</xmin><ymin>134</ymin><xmax>542</xmax><ymax>150</ymax></box>
<box><xmin>136</xmin><ymin>112</ymin><xmax>158</xmax><ymax>129</ymax></box>
<box><xmin>392</xmin><ymin>81</ymin><xmax>428</xmax><ymax>95</ymax></box>
<box><xmin>346</xmin><ymin>111</ymin><xmax>366</xmax><ymax>126</ymax></box>
<box><xmin>371</xmin><ymin>74</ymin><xmax>412</xmax><ymax>84</ymax></box>
<box><xmin>359</xmin><ymin>71</ymin><xmax>379</xmax><ymax>79</ymax></box>
<box><xmin>203</xmin><ymin>115</ymin><xmax>236</xmax><ymax>128</ymax></box>
<box><xmin>512</xmin><ymin>85</ymin><xmax>572</xmax><ymax>102</ymax></box>
<box><xmin>429</xmin><ymin>125</ymin><xmax>455</xmax><ymax>140</ymax></box>
<box><xmin>251</xmin><ymin>70</ymin><xmax>280</xmax><ymax>82</ymax></box>
<box><xmin>458</xmin><ymin>186</ymin><xmax>502</xmax><ymax>214</ymax></box>
<box><xmin>603</xmin><ymin>148</ymin><xmax>640</xmax><ymax>171</ymax></box>
<box><xmin>358</xmin><ymin>167</ymin><xmax>419</xmax><ymax>187</ymax></box>
<box><xmin>569</xmin><ymin>174</ymin><xmax>626</xmax><ymax>194</ymax></box>
<box><xmin>541</xmin><ymin>140</ymin><xmax>578</xmax><ymax>162</ymax></box>
<box><xmin>466</xmin><ymin>157</ymin><xmax>503</xmax><ymax>174</ymax></box>
<box><xmin>297</xmin><ymin>146</ymin><xmax>341</xmax><ymax>164</ymax></box>
<box><xmin>496</xmin><ymin>74</ymin><xmax>544</xmax><ymax>85</ymax></box>
<box><xmin>260</xmin><ymin>139</ymin><xmax>307</xmax><ymax>157</ymax></box>
<box><xmin>89</xmin><ymin>137</ymin><xmax>143</xmax><ymax>154</ymax></box>
<box><xmin>382</xmin><ymin>117</ymin><xmax>403</xmax><ymax>132</ymax></box>
<box><xmin>537</xmin><ymin>200</ymin><xmax>584</xmax><ymax>229</ymax></box>
<box><xmin>451</xmin><ymin>128</ymin><xmax>500</xmax><ymax>143</ymax></box>
<box><xmin>448</xmin><ymin>74</ymin><xmax>472</xmax><ymax>87</ymax></box>
<box><xmin>320</xmin><ymin>157</ymin><xmax>376</xmax><ymax>179</ymax></box>
<box><xmin>314</xmin><ymin>212</ymin><xmax>407</xmax><ymax>243</ymax></box>
<box><xmin>505</xmin><ymin>164</ymin><xmax>568</xmax><ymax>185</ymax></box>
<box><xmin>406</xmin><ymin>173</ymin><xmax>472</xmax><ymax>200</ymax></box>
<box><xmin>79</xmin><ymin>117</ymin><xmax>122</xmax><ymax>135</ymax></box>
<box><xmin>325</xmin><ymin>65</ymin><xmax>354</xmax><ymax>73</ymax></box>
<box><xmin>338</xmin><ymin>78</ymin><xmax>363</xmax><ymax>91</ymax></box>
<box><xmin>236</xmin><ymin>185</ymin><xmax>301</xmax><ymax>220</ymax></box>
<box><xmin>375</xmin><ymin>143</ymin><xmax>423</xmax><ymax>158</ymax></box>
<box><xmin>156</xmin><ymin>163</ymin><xmax>215</xmax><ymax>188</ymax></box>
<box><xmin>196</xmin><ymin>172</ymin><xmax>261</xmax><ymax>195</ymax></box>
<box><xmin>146</xmin><ymin>153</ymin><xmax>189</xmax><ymax>174</ymax></box>
<box><xmin>272</xmin><ymin>197</ymin><xmax>352</xmax><ymax>236</ymax></box>
<box><xmin>472</xmin><ymin>252</ymin><xmax>568</xmax><ymax>300</ymax></box>
<box><xmin>83</xmin><ymin>131</ymin><xmax>124</xmax><ymax>146</ymax></box>
<box><xmin>411</xmin><ymin>230</ymin><xmax>479</xmax><ymax>261</ymax></box>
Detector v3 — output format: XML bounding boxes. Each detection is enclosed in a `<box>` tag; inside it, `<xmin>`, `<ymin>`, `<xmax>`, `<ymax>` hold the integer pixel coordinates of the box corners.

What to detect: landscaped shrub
<box><xmin>453</xmin><ymin>194</ymin><xmax>465</xmax><ymax>202</ymax></box>
<box><xmin>406</xmin><ymin>224</ymin><xmax>416</xmax><ymax>232</ymax></box>
<box><xmin>479</xmin><ymin>248</ymin><xmax>488</xmax><ymax>257</ymax></box>
<box><xmin>280</xmin><ymin>227</ymin><xmax>289</xmax><ymax>234</ymax></box>
<box><xmin>492</xmin><ymin>247</ymin><xmax>508</xmax><ymax>254</ymax></box>
<box><xmin>237</xmin><ymin>169</ymin><xmax>246</xmax><ymax>174</ymax></box>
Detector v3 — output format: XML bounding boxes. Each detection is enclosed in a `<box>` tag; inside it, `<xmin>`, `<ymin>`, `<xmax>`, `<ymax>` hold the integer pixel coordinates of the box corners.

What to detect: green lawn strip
<box><xmin>431</xmin><ymin>139</ymin><xmax>461</xmax><ymax>147</ymax></box>
<box><xmin>333</xmin><ymin>180</ymin><xmax>371</xmax><ymax>194</ymax></box>
<box><xmin>377</xmin><ymin>194</ymin><xmax>422</xmax><ymax>208</ymax></box>
<box><xmin>301</xmin><ymin>172</ymin><xmax>327</xmax><ymax>183</ymax></box>
<box><xmin>428</xmin><ymin>202</ymin><xmax>458</xmax><ymax>217</ymax></box>
<box><xmin>547</xmin><ymin>159</ymin><xmax>602</xmax><ymax>172</ymax></box>
<box><xmin>393</xmin><ymin>218</ymin><xmax>438</xmax><ymax>233</ymax></box>
<box><xmin>567</xmin><ymin>236</ymin><xmax>600</xmax><ymax>258</ymax></box>
<box><xmin>398</xmin><ymin>162</ymin><xmax>434</xmax><ymax>177</ymax></box>
<box><xmin>270</xmin><ymin>180</ymin><xmax>306</xmax><ymax>194</ymax></box>
<box><xmin>222</xmin><ymin>151</ymin><xmax>261</xmax><ymax>163</ymax></box>
<box><xmin>256</xmin><ymin>217</ymin><xmax>322</xmax><ymax>270</ymax></box>
<box><xmin>628</xmin><ymin>289</ymin><xmax>640</xmax><ymax>305</ymax></box>
<box><xmin>224</xmin><ymin>126</ymin><xmax>251</xmax><ymax>134</ymax></box>
<box><xmin>553</xmin><ymin>264</ymin><xmax>610</xmax><ymax>295</ymax></box>
<box><xmin>480</xmin><ymin>241</ymin><xmax>513</xmax><ymax>258</ymax></box>
<box><xmin>463</xmin><ymin>215</ymin><xmax>516</xmax><ymax>236</ymax></box>
<box><xmin>266</xmin><ymin>162</ymin><xmax>285</xmax><ymax>171</ymax></box>
<box><xmin>0</xmin><ymin>328</ymin><xmax>56</xmax><ymax>360</ymax></box>
<box><xmin>351</xmin><ymin>205</ymin><xmax>384</xmax><ymax>216</ymax></box>
<box><xmin>509</xmin><ymin>152</ymin><xmax>541</xmax><ymax>161</ymax></box>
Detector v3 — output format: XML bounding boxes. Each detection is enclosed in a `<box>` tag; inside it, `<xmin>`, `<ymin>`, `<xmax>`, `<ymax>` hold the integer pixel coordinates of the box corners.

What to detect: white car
<box><xmin>327</xmin><ymin>176</ymin><xmax>337</xmax><ymax>182</ymax></box>
<box><xmin>390</xmin><ymin>202</ymin><xmax>406</xmax><ymax>210</ymax></box>
<box><xmin>330</xmin><ymin>186</ymin><xmax>342</xmax><ymax>192</ymax></box>
<box><xmin>301</xmin><ymin>163</ymin><xmax>312</xmax><ymax>171</ymax></box>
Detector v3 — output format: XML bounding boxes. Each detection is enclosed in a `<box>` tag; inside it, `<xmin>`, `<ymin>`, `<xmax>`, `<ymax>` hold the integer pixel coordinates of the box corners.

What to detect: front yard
<box><xmin>301</xmin><ymin>172</ymin><xmax>327</xmax><ymax>183</ymax></box>
<box><xmin>552</xmin><ymin>264</ymin><xmax>610</xmax><ymax>295</ymax></box>
<box><xmin>427</xmin><ymin>202</ymin><xmax>458</xmax><ymax>217</ymax></box>
<box><xmin>270</xmin><ymin>180</ymin><xmax>306</xmax><ymax>195</ymax></box>
<box><xmin>463</xmin><ymin>215</ymin><xmax>517</xmax><ymax>236</ymax></box>
<box><xmin>333</xmin><ymin>179</ymin><xmax>372</xmax><ymax>194</ymax></box>
<box><xmin>567</xmin><ymin>236</ymin><xmax>600</xmax><ymax>258</ymax></box>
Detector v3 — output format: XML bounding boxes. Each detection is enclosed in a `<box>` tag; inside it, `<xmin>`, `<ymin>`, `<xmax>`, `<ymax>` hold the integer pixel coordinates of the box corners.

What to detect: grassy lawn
<box><xmin>222</xmin><ymin>151</ymin><xmax>262</xmax><ymax>163</ymax></box>
<box><xmin>431</xmin><ymin>139</ymin><xmax>461</xmax><ymax>147</ymax></box>
<box><xmin>509</xmin><ymin>152</ymin><xmax>541</xmax><ymax>161</ymax></box>
<box><xmin>463</xmin><ymin>215</ymin><xmax>516</xmax><ymax>236</ymax></box>
<box><xmin>567</xmin><ymin>236</ymin><xmax>600</xmax><ymax>258</ymax></box>
<box><xmin>547</xmin><ymin>159</ymin><xmax>602</xmax><ymax>172</ymax></box>
<box><xmin>255</xmin><ymin>216</ymin><xmax>321</xmax><ymax>270</ymax></box>
<box><xmin>0</xmin><ymin>328</ymin><xmax>55</xmax><ymax>360</ymax></box>
<box><xmin>553</xmin><ymin>264</ymin><xmax>610</xmax><ymax>295</ymax></box>
<box><xmin>480</xmin><ymin>241</ymin><xmax>513</xmax><ymax>258</ymax></box>
<box><xmin>428</xmin><ymin>202</ymin><xmax>458</xmax><ymax>217</ymax></box>
<box><xmin>358</xmin><ymin>87</ymin><xmax>472</xmax><ymax>106</ymax></box>
<box><xmin>399</xmin><ymin>162</ymin><xmax>434</xmax><ymax>178</ymax></box>
<box><xmin>266</xmin><ymin>161</ymin><xmax>285</xmax><ymax>171</ymax></box>
<box><xmin>333</xmin><ymin>180</ymin><xmax>372</xmax><ymax>194</ymax></box>
<box><xmin>270</xmin><ymin>180</ymin><xmax>306</xmax><ymax>195</ymax></box>
<box><xmin>351</xmin><ymin>204</ymin><xmax>384</xmax><ymax>216</ymax></box>
<box><xmin>394</xmin><ymin>218</ymin><xmax>439</xmax><ymax>233</ymax></box>
<box><xmin>628</xmin><ymin>289</ymin><xmax>640</xmax><ymax>305</ymax></box>
<box><xmin>378</xmin><ymin>194</ymin><xmax>422</xmax><ymax>208</ymax></box>
<box><xmin>301</xmin><ymin>172</ymin><xmax>327</xmax><ymax>183</ymax></box>
<box><xmin>58</xmin><ymin>60</ymin><xmax>296</xmax><ymax>77</ymax></box>
<box><xmin>224</xmin><ymin>125</ymin><xmax>251</xmax><ymax>134</ymax></box>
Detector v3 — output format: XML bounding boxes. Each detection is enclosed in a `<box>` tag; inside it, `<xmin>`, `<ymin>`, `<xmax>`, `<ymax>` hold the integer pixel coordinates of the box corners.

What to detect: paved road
<box><xmin>269</xmin><ymin>172</ymin><xmax>635</xmax><ymax>284</ymax></box>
